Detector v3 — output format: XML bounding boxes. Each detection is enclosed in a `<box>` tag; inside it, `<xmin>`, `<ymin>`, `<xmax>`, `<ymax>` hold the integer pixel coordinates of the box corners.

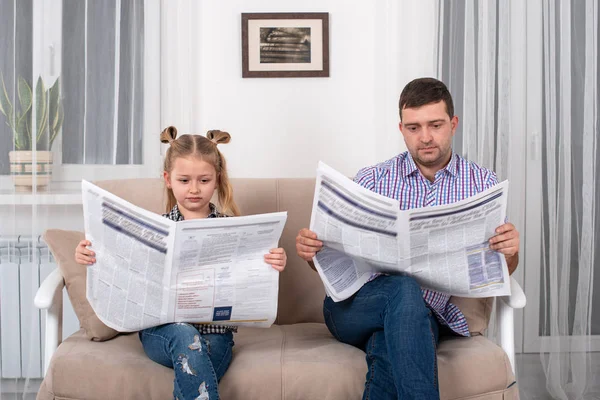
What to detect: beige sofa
<box><xmin>35</xmin><ymin>178</ymin><xmax>525</xmax><ymax>399</ymax></box>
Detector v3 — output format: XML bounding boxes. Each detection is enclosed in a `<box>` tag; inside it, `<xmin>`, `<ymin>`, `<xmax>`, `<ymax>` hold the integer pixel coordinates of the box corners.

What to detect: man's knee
<box><xmin>385</xmin><ymin>275</ymin><xmax>427</xmax><ymax>313</ymax></box>
<box><xmin>389</xmin><ymin>275</ymin><xmax>422</xmax><ymax>297</ymax></box>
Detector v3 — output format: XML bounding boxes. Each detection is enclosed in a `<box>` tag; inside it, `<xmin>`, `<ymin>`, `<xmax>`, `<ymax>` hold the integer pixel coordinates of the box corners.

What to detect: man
<box><xmin>295</xmin><ymin>78</ymin><xmax>520</xmax><ymax>399</ymax></box>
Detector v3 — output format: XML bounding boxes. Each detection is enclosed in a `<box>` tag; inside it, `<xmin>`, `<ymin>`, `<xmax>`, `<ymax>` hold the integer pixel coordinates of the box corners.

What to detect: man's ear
<box><xmin>451</xmin><ymin>115</ymin><xmax>459</xmax><ymax>136</ymax></box>
<box><xmin>163</xmin><ymin>171</ymin><xmax>171</xmax><ymax>189</ymax></box>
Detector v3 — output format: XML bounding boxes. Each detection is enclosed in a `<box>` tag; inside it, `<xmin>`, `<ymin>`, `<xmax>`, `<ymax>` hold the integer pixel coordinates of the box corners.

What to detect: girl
<box><xmin>75</xmin><ymin>126</ymin><xmax>287</xmax><ymax>400</ymax></box>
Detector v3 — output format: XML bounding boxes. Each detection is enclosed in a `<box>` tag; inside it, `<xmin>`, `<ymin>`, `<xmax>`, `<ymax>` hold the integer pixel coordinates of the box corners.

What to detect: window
<box><xmin>0</xmin><ymin>0</ymin><xmax>160</xmax><ymax>183</ymax></box>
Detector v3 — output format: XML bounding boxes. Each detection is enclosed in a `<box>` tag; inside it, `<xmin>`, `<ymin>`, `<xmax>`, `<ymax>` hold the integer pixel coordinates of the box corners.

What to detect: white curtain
<box><xmin>0</xmin><ymin>0</ymin><xmax>32</xmax><ymax>174</ymax></box>
<box><xmin>0</xmin><ymin>1</ymin><xmax>146</xmax><ymax>398</ymax></box>
<box><xmin>61</xmin><ymin>0</ymin><xmax>144</xmax><ymax>165</ymax></box>
<box><xmin>439</xmin><ymin>0</ymin><xmax>598</xmax><ymax>399</ymax></box>
<box><xmin>539</xmin><ymin>0</ymin><xmax>597</xmax><ymax>399</ymax></box>
<box><xmin>0</xmin><ymin>0</ymin><xmax>144</xmax><ymax>172</ymax></box>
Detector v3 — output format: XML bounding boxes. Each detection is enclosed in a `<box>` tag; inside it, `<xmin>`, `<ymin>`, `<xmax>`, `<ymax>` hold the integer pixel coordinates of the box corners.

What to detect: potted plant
<box><xmin>0</xmin><ymin>74</ymin><xmax>63</xmax><ymax>190</ymax></box>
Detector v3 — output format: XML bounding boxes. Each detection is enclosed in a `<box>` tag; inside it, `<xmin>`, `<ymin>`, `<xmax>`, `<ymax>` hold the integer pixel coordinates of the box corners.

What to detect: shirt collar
<box><xmin>401</xmin><ymin>152</ymin><xmax>420</xmax><ymax>178</ymax></box>
<box><xmin>444</xmin><ymin>152</ymin><xmax>459</xmax><ymax>177</ymax></box>
<box><xmin>401</xmin><ymin>151</ymin><xmax>459</xmax><ymax>179</ymax></box>
<box><xmin>166</xmin><ymin>203</ymin><xmax>220</xmax><ymax>221</ymax></box>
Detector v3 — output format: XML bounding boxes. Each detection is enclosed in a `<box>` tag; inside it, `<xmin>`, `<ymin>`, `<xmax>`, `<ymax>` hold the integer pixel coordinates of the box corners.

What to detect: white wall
<box><xmin>161</xmin><ymin>0</ymin><xmax>439</xmax><ymax>178</ymax></box>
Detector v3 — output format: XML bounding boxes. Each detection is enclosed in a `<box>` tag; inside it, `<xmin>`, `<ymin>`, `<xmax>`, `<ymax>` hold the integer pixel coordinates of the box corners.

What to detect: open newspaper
<box><xmin>310</xmin><ymin>162</ymin><xmax>511</xmax><ymax>302</ymax></box>
<box><xmin>82</xmin><ymin>180</ymin><xmax>287</xmax><ymax>332</ymax></box>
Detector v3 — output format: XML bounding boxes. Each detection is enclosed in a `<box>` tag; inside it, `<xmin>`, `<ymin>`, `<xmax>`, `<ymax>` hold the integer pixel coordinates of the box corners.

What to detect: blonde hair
<box><xmin>160</xmin><ymin>126</ymin><xmax>240</xmax><ymax>216</ymax></box>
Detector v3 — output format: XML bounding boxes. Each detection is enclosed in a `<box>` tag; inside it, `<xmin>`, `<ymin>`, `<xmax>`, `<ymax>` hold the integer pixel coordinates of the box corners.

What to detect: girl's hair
<box><xmin>160</xmin><ymin>126</ymin><xmax>240</xmax><ymax>216</ymax></box>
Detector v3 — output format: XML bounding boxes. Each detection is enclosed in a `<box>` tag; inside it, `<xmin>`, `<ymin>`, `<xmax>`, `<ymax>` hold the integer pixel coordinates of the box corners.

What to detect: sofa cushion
<box><xmin>93</xmin><ymin>178</ymin><xmax>167</xmax><ymax>214</ymax></box>
<box><xmin>43</xmin><ymin>229</ymin><xmax>119</xmax><ymax>341</ymax></box>
<box><xmin>39</xmin><ymin>324</ymin><xmax>515</xmax><ymax>400</ymax></box>
<box><xmin>275</xmin><ymin>178</ymin><xmax>326</xmax><ymax>325</ymax></box>
<box><xmin>450</xmin><ymin>296</ymin><xmax>494</xmax><ymax>336</ymax></box>
<box><xmin>227</xmin><ymin>178</ymin><xmax>278</xmax><ymax>216</ymax></box>
<box><xmin>437</xmin><ymin>335</ymin><xmax>514</xmax><ymax>398</ymax></box>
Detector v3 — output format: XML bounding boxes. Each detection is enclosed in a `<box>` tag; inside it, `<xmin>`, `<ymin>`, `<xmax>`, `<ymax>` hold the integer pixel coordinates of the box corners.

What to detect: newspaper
<box><xmin>310</xmin><ymin>162</ymin><xmax>511</xmax><ymax>302</ymax></box>
<box><xmin>82</xmin><ymin>180</ymin><xmax>287</xmax><ymax>332</ymax></box>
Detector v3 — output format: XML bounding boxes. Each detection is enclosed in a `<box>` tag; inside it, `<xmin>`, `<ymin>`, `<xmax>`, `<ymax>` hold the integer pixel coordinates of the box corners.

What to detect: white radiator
<box><xmin>0</xmin><ymin>237</ymin><xmax>79</xmax><ymax>379</ymax></box>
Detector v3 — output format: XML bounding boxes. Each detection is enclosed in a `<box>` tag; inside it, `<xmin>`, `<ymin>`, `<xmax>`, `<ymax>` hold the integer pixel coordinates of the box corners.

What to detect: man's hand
<box><xmin>489</xmin><ymin>222</ymin><xmax>520</xmax><ymax>275</ymax></box>
<box><xmin>296</xmin><ymin>228</ymin><xmax>323</xmax><ymax>262</ymax></box>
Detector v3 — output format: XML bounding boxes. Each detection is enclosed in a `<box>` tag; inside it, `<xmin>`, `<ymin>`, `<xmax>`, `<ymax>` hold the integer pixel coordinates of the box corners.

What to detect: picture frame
<box><xmin>241</xmin><ymin>12</ymin><xmax>329</xmax><ymax>78</ymax></box>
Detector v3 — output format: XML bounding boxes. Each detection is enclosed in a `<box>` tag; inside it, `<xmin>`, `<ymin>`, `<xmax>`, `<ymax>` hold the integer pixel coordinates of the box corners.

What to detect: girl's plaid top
<box><xmin>163</xmin><ymin>204</ymin><xmax>238</xmax><ymax>334</ymax></box>
<box><xmin>354</xmin><ymin>151</ymin><xmax>499</xmax><ymax>337</ymax></box>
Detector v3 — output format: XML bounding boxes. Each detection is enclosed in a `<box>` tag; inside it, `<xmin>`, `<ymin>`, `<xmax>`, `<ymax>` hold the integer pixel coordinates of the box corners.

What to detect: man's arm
<box><xmin>505</xmin><ymin>252</ymin><xmax>519</xmax><ymax>275</ymax></box>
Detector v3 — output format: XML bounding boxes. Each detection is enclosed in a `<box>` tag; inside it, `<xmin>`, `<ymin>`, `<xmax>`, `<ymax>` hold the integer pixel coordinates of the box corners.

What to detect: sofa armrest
<box><xmin>496</xmin><ymin>276</ymin><xmax>527</xmax><ymax>375</ymax></box>
<box><xmin>34</xmin><ymin>268</ymin><xmax>65</xmax><ymax>375</ymax></box>
<box><xmin>35</xmin><ymin>267</ymin><xmax>65</xmax><ymax>309</ymax></box>
<box><xmin>500</xmin><ymin>276</ymin><xmax>526</xmax><ymax>309</ymax></box>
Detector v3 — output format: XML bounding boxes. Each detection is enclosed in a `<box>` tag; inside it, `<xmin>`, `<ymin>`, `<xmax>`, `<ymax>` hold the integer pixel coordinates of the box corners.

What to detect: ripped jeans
<box><xmin>139</xmin><ymin>323</ymin><xmax>234</xmax><ymax>400</ymax></box>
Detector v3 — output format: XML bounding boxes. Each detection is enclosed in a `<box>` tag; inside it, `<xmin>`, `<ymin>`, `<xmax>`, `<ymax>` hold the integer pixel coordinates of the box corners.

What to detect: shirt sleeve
<box><xmin>353</xmin><ymin>166</ymin><xmax>376</xmax><ymax>190</ymax></box>
<box><xmin>482</xmin><ymin>170</ymin><xmax>500</xmax><ymax>190</ymax></box>
<box><xmin>482</xmin><ymin>171</ymin><xmax>508</xmax><ymax>223</ymax></box>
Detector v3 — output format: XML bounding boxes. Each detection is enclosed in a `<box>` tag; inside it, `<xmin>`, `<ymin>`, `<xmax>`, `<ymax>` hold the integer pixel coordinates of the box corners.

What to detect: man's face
<box><xmin>399</xmin><ymin>100</ymin><xmax>458</xmax><ymax>171</ymax></box>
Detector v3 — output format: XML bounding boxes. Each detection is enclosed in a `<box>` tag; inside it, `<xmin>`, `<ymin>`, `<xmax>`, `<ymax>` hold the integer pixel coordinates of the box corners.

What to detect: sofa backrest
<box><xmin>94</xmin><ymin>178</ymin><xmax>492</xmax><ymax>333</ymax></box>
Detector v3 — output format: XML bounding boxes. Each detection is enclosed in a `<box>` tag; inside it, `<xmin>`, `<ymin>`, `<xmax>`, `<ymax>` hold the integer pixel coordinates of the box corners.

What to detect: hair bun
<box><xmin>206</xmin><ymin>130</ymin><xmax>231</xmax><ymax>145</ymax></box>
<box><xmin>160</xmin><ymin>126</ymin><xmax>178</xmax><ymax>144</ymax></box>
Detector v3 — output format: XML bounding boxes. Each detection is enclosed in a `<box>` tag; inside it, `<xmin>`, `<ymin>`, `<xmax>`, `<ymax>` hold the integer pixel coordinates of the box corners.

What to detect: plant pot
<box><xmin>9</xmin><ymin>150</ymin><xmax>53</xmax><ymax>191</ymax></box>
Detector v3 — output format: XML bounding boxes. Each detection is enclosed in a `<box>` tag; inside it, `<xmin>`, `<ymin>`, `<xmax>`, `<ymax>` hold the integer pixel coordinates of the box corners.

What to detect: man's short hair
<box><xmin>399</xmin><ymin>78</ymin><xmax>454</xmax><ymax>121</ymax></box>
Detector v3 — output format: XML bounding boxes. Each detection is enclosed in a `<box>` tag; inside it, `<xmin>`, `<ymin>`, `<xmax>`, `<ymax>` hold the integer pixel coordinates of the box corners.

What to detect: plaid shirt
<box><xmin>163</xmin><ymin>204</ymin><xmax>238</xmax><ymax>335</ymax></box>
<box><xmin>354</xmin><ymin>151</ymin><xmax>499</xmax><ymax>337</ymax></box>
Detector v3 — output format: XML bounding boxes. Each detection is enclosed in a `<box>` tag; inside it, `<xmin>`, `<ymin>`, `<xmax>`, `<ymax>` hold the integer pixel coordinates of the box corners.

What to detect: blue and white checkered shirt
<box><xmin>163</xmin><ymin>204</ymin><xmax>238</xmax><ymax>335</ymax></box>
<box><xmin>354</xmin><ymin>151</ymin><xmax>499</xmax><ymax>337</ymax></box>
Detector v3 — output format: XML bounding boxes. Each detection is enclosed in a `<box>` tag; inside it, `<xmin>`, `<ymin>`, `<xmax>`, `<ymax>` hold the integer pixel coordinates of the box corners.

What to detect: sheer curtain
<box><xmin>0</xmin><ymin>0</ymin><xmax>32</xmax><ymax>174</ymax></box>
<box><xmin>0</xmin><ymin>1</ymin><xmax>146</xmax><ymax>398</ymax></box>
<box><xmin>438</xmin><ymin>0</ymin><xmax>527</xmax><ymax>353</ymax></box>
<box><xmin>439</xmin><ymin>0</ymin><xmax>597</xmax><ymax>399</ymax></box>
<box><xmin>0</xmin><ymin>0</ymin><xmax>144</xmax><ymax>173</ymax></box>
<box><xmin>539</xmin><ymin>0</ymin><xmax>597</xmax><ymax>399</ymax></box>
<box><xmin>61</xmin><ymin>0</ymin><xmax>144</xmax><ymax>165</ymax></box>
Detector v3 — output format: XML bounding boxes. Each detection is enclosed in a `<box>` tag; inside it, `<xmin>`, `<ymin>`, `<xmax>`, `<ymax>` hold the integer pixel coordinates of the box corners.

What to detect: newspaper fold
<box><xmin>310</xmin><ymin>162</ymin><xmax>511</xmax><ymax>302</ymax></box>
<box><xmin>82</xmin><ymin>180</ymin><xmax>287</xmax><ymax>332</ymax></box>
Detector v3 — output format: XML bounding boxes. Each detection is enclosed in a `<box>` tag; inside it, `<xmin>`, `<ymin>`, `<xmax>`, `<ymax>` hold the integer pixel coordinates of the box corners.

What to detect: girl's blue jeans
<box><xmin>139</xmin><ymin>323</ymin><xmax>234</xmax><ymax>400</ymax></box>
<box><xmin>323</xmin><ymin>274</ymin><xmax>441</xmax><ymax>400</ymax></box>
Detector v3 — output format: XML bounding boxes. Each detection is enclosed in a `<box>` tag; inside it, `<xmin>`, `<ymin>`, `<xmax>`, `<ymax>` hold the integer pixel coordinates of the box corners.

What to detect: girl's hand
<box><xmin>264</xmin><ymin>248</ymin><xmax>286</xmax><ymax>272</ymax></box>
<box><xmin>75</xmin><ymin>240</ymin><xmax>96</xmax><ymax>265</ymax></box>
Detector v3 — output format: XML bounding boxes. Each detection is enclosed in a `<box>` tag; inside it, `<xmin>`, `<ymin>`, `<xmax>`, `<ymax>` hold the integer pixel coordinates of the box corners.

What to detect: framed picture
<box><xmin>241</xmin><ymin>12</ymin><xmax>329</xmax><ymax>78</ymax></box>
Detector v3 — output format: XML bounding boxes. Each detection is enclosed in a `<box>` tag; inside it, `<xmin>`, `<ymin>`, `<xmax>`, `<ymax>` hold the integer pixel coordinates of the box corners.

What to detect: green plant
<box><xmin>0</xmin><ymin>74</ymin><xmax>63</xmax><ymax>151</ymax></box>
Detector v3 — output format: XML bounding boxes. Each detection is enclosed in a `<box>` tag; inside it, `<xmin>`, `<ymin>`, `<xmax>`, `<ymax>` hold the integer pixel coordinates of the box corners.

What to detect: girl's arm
<box><xmin>75</xmin><ymin>240</ymin><xmax>96</xmax><ymax>265</ymax></box>
<box><xmin>264</xmin><ymin>248</ymin><xmax>286</xmax><ymax>272</ymax></box>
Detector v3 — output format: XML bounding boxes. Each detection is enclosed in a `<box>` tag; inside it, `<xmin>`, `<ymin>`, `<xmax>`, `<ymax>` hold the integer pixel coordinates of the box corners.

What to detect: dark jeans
<box><xmin>323</xmin><ymin>275</ymin><xmax>441</xmax><ymax>400</ymax></box>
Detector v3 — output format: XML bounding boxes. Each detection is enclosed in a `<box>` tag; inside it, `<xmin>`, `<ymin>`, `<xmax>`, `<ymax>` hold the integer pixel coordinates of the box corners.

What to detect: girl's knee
<box><xmin>165</xmin><ymin>323</ymin><xmax>202</xmax><ymax>349</ymax></box>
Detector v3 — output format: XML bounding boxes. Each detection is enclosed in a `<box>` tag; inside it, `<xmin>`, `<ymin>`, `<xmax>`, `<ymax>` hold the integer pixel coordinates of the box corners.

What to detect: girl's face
<box><xmin>163</xmin><ymin>156</ymin><xmax>218</xmax><ymax>219</ymax></box>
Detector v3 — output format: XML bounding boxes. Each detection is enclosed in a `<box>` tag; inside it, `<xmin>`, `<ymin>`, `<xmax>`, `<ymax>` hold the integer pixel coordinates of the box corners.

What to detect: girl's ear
<box><xmin>163</xmin><ymin>171</ymin><xmax>172</xmax><ymax>189</ymax></box>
